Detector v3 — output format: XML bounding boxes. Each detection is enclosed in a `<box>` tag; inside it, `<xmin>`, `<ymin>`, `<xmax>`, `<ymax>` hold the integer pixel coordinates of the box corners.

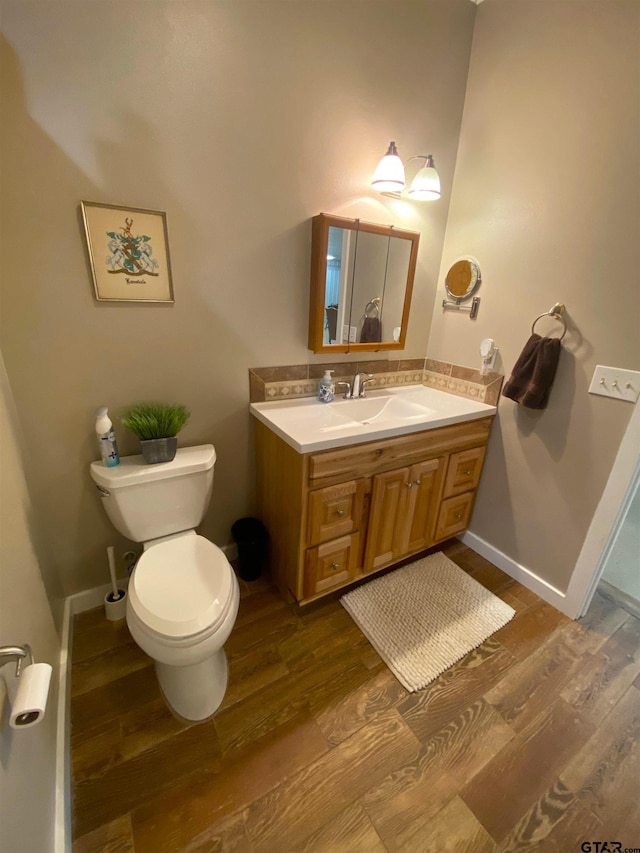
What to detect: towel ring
<box><xmin>531</xmin><ymin>303</ymin><xmax>567</xmax><ymax>341</ymax></box>
<box><xmin>364</xmin><ymin>297</ymin><xmax>381</xmax><ymax>318</ymax></box>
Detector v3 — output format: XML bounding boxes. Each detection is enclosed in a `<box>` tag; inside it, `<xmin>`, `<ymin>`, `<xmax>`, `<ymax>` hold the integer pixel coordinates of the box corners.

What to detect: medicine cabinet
<box><xmin>308</xmin><ymin>213</ymin><xmax>420</xmax><ymax>353</ymax></box>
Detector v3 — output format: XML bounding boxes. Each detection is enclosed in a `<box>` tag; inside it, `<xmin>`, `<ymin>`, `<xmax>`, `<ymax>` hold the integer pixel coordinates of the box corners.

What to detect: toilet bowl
<box><xmin>127</xmin><ymin>531</ymin><xmax>240</xmax><ymax>721</ymax></box>
<box><xmin>90</xmin><ymin>444</ymin><xmax>239</xmax><ymax>722</ymax></box>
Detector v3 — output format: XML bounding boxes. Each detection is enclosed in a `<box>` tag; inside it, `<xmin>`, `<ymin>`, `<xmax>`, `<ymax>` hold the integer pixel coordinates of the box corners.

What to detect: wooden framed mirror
<box><xmin>308</xmin><ymin>213</ymin><xmax>420</xmax><ymax>353</ymax></box>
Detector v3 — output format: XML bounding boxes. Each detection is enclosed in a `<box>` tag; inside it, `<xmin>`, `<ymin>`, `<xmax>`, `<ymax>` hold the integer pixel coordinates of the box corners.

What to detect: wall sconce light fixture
<box><xmin>371</xmin><ymin>140</ymin><xmax>441</xmax><ymax>201</ymax></box>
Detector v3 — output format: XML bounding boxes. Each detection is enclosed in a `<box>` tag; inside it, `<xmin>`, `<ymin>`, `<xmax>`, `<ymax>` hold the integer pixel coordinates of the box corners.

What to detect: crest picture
<box><xmin>81</xmin><ymin>202</ymin><xmax>174</xmax><ymax>303</ymax></box>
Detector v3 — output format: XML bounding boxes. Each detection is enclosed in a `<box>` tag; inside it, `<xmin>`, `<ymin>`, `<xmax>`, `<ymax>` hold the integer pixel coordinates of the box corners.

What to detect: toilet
<box><xmin>89</xmin><ymin>444</ymin><xmax>239</xmax><ymax>721</ymax></box>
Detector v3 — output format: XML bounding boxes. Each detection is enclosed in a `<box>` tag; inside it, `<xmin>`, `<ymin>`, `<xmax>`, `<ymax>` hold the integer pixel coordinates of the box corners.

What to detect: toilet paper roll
<box><xmin>10</xmin><ymin>662</ymin><xmax>52</xmax><ymax>728</ymax></box>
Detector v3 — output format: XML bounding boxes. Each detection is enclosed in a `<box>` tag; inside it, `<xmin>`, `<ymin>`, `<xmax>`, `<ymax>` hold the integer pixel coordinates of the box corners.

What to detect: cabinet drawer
<box><xmin>304</xmin><ymin>534</ymin><xmax>359</xmax><ymax>598</ymax></box>
<box><xmin>307</xmin><ymin>480</ymin><xmax>365</xmax><ymax>546</ymax></box>
<box><xmin>443</xmin><ymin>446</ymin><xmax>486</xmax><ymax>498</ymax></box>
<box><xmin>309</xmin><ymin>418</ymin><xmax>492</xmax><ymax>485</ymax></box>
<box><xmin>435</xmin><ymin>492</ymin><xmax>474</xmax><ymax>541</ymax></box>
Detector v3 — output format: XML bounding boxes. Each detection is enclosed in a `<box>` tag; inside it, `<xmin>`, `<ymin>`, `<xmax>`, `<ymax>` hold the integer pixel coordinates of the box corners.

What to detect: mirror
<box><xmin>308</xmin><ymin>213</ymin><xmax>420</xmax><ymax>353</ymax></box>
<box><xmin>444</xmin><ymin>257</ymin><xmax>481</xmax><ymax>301</ymax></box>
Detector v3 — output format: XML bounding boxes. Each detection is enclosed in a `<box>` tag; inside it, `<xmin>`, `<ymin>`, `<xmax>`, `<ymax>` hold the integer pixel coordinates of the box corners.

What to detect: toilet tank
<box><xmin>90</xmin><ymin>444</ymin><xmax>216</xmax><ymax>543</ymax></box>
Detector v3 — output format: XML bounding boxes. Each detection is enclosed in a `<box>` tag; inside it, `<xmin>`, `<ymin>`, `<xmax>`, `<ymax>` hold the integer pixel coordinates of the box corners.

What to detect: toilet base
<box><xmin>155</xmin><ymin>649</ymin><xmax>228</xmax><ymax>722</ymax></box>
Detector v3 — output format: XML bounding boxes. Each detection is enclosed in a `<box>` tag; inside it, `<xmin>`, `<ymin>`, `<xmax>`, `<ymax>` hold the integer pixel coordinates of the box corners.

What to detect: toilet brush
<box><xmin>104</xmin><ymin>545</ymin><xmax>127</xmax><ymax>621</ymax></box>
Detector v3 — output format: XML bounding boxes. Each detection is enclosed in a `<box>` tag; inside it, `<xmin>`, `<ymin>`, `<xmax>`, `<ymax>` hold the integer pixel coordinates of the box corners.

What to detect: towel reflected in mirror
<box><xmin>360</xmin><ymin>316</ymin><xmax>382</xmax><ymax>343</ymax></box>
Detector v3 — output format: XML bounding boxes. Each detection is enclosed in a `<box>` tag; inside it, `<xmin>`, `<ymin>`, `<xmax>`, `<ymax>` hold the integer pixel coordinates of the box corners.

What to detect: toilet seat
<box><xmin>128</xmin><ymin>534</ymin><xmax>234</xmax><ymax>640</ymax></box>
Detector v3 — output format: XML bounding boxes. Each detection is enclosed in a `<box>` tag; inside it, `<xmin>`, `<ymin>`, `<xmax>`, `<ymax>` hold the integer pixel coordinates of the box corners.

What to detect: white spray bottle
<box><xmin>95</xmin><ymin>406</ymin><xmax>120</xmax><ymax>467</ymax></box>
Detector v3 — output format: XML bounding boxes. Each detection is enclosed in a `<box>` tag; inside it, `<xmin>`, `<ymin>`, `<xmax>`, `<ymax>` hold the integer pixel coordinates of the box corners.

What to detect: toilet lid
<box><xmin>129</xmin><ymin>535</ymin><xmax>233</xmax><ymax>639</ymax></box>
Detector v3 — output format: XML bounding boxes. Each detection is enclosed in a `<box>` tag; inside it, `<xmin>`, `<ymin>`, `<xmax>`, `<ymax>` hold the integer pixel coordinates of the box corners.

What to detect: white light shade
<box><xmin>407</xmin><ymin>158</ymin><xmax>441</xmax><ymax>201</ymax></box>
<box><xmin>371</xmin><ymin>141</ymin><xmax>405</xmax><ymax>193</ymax></box>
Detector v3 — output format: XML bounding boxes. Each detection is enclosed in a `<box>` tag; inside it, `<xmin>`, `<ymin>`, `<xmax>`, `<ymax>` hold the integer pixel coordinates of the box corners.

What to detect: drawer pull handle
<box><xmin>336</xmin><ymin>509</ymin><xmax>345</xmax><ymax>517</ymax></box>
<box><xmin>376</xmin><ymin>449</ymin><xmax>384</xmax><ymax>456</ymax></box>
<box><xmin>455</xmin><ymin>512</ymin><xmax>463</xmax><ymax>520</ymax></box>
<box><xmin>414</xmin><ymin>480</ymin><xmax>421</xmax><ymax>486</ymax></box>
<box><xmin>330</xmin><ymin>562</ymin><xmax>340</xmax><ymax>570</ymax></box>
<box><xmin>463</xmin><ymin>469</ymin><xmax>472</xmax><ymax>476</ymax></box>
<box><xmin>405</xmin><ymin>482</ymin><xmax>413</xmax><ymax>488</ymax></box>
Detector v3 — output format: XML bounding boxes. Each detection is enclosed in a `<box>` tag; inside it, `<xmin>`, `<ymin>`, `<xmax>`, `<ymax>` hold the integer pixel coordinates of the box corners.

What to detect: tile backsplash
<box><xmin>249</xmin><ymin>358</ymin><xmax>503</xmax><ymax>406</ymax></box>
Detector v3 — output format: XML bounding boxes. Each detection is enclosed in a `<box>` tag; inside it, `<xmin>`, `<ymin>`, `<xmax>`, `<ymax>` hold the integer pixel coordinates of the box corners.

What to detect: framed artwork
<box><xmin>81</xmin><ymin>201</ymin><xmax>174</xmax><ymax>303</ymax></box>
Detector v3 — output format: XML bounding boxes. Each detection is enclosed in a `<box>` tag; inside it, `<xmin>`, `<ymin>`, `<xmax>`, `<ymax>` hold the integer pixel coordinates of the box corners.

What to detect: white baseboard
<box><xmin>54</xmin><ymin>596</ymin><xmax>72</xmax><ymax>853</ymax></box>
<box><xmin>67</xmin><ymin>576</ymin><xmax>130</xmax><ymax>616</ymax></box>
<box><xmin>459</xmin><ymin>530</ymin><xmax>574</xmax><ymax>616</ymax></box>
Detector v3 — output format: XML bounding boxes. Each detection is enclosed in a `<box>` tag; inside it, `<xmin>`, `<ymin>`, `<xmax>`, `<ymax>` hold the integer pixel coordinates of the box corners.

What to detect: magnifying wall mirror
<box><xmin>442</xmin><ymin>256</ymin><xmax>482</xmax><ymax>320</ymax></box>
<box><xmin>308</xmin><ymin>213</ymin><xmax>419</xmax><ymax>353</ymax></box>
<box><xmin>444</xmin><ymin>257</ymin><xmax>481</xmax><ymax>300</ymax></box>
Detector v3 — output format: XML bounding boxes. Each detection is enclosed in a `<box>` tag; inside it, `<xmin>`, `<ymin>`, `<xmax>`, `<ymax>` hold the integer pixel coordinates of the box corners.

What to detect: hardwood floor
<box><xmin>70</xmin><ymin>542</ymin><xmax>640</xmax><ymax>852</ymax></box>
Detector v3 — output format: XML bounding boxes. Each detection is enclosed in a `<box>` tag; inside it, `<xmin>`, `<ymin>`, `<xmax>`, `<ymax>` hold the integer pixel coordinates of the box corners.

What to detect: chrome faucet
<box><xmin>351</xmin><ymin>372</ymin><xmax>374</xmax><ymax>398</ymax></box>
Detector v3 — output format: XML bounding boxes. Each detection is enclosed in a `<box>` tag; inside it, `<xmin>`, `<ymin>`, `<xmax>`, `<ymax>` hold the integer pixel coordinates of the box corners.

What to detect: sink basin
<box><xmin>250</xmin><ymin>385</ymin><xmax>496</xmax><ymax>453</ymax></box>
<box><xmin>260</xmin><ymin>402</ymin><xmax>360</xmax><ymax>433</ymax></box>
<box><xmin>331</xmin><ymin>394</ymin><xmax>435</xmax><ymax>425</ymax></box>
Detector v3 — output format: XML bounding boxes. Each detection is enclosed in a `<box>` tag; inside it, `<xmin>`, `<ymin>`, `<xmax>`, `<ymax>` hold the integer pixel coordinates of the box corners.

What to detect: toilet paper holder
<box><xmin>0</xmin><ymin>644</ymin><xmax>34</xmax><ymax>677</ymax></box>
<box><xmin>1</xmin><ymin>643</ymin><xmax>52</xmax><ymax>728</ymax></box>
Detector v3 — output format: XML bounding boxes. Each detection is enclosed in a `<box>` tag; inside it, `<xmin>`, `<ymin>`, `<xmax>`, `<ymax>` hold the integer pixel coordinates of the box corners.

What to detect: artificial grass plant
<box><xmin>121</xmin><ymin>402</ymin><xmax>190</xmax><ymax>440</ymax></box>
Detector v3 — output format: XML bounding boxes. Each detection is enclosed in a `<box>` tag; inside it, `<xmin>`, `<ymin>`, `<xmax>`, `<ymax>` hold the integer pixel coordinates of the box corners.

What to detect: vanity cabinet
<box><xmin>254</xmin><ymin>415</ymin><xmax>493</xmax><ymax>605</ymax></box>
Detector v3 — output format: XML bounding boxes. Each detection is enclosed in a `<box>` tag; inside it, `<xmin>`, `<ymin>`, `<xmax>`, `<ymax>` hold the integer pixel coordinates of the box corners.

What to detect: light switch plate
<box><xmin>588</xmin><ymin>365</ymin><xmax>640</xmax><ymax>402</ymax></box>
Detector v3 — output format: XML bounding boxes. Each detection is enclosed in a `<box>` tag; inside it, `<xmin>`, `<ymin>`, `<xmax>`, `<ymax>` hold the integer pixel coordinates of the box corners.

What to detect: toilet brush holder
<box><xmin>104</xmin><ymin>588</ymin><xmax>127</xmax><ymax>621</ymax></box>
<box><xmin>104</xmin><ymin>544</ymin><xmax>127</xmax><ymax>620</ymax></box>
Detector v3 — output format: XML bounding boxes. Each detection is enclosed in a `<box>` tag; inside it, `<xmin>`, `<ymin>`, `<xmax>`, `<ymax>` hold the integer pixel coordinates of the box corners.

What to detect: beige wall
<box><xmin>5</xmin><ymin>0</ymin><xmax>635</xmax><ymax>602</ymax></box>
<box><xmin>0</xmin><ymin>1</ymin><xmax>476</xmax><ymax>595</ymax></box>
<box><xmin>0</xmin><ymin>353</ymin><xmax>60</xmax><ymax>853</ymax></box>
<box><xmin>429</xmin><ymin>1</ymin><xmax>640</xmax><ymax>591</ymax></box>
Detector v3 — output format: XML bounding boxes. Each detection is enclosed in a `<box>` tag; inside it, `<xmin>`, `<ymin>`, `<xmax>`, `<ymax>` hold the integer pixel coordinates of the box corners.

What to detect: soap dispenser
<box><xmin>318</xmin><ymin>369</ymin><xmax>335</xmax><ymax>403</ymax></box>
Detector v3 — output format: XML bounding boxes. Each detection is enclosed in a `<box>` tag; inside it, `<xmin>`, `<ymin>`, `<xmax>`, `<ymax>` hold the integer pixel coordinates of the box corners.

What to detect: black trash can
<box><xmin>231</xmin><ymin>517</ymin><xmax>269</xmax><ymax>581</ymax></box>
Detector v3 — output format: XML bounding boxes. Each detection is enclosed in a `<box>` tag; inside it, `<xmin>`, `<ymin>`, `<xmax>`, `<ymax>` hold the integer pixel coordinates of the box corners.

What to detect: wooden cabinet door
<box><xmin>364</xmin><ymin>457</ymin><xmax>446</xmax><ymax>573</ymax></box>
<box><xmin>402</xmin><ymin>457</ymin><xmax>446</xmax><ymax>556</ymax></box>
<box><xmin>304</xmin><ymin>534</ymin><xmax>359</xmax><ymax>598</ymax></box>
<box><xmin>363</xmin><ymin>467</ymin><xmax>409</xmax><ymax>573</ymax></box>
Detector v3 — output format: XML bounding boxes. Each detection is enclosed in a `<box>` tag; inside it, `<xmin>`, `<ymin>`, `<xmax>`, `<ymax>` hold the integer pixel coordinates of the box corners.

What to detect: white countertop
<box><xmin>250</xmin><ymin>385</ymin><xmax>496</xmax><ymax>453</ymax></box>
